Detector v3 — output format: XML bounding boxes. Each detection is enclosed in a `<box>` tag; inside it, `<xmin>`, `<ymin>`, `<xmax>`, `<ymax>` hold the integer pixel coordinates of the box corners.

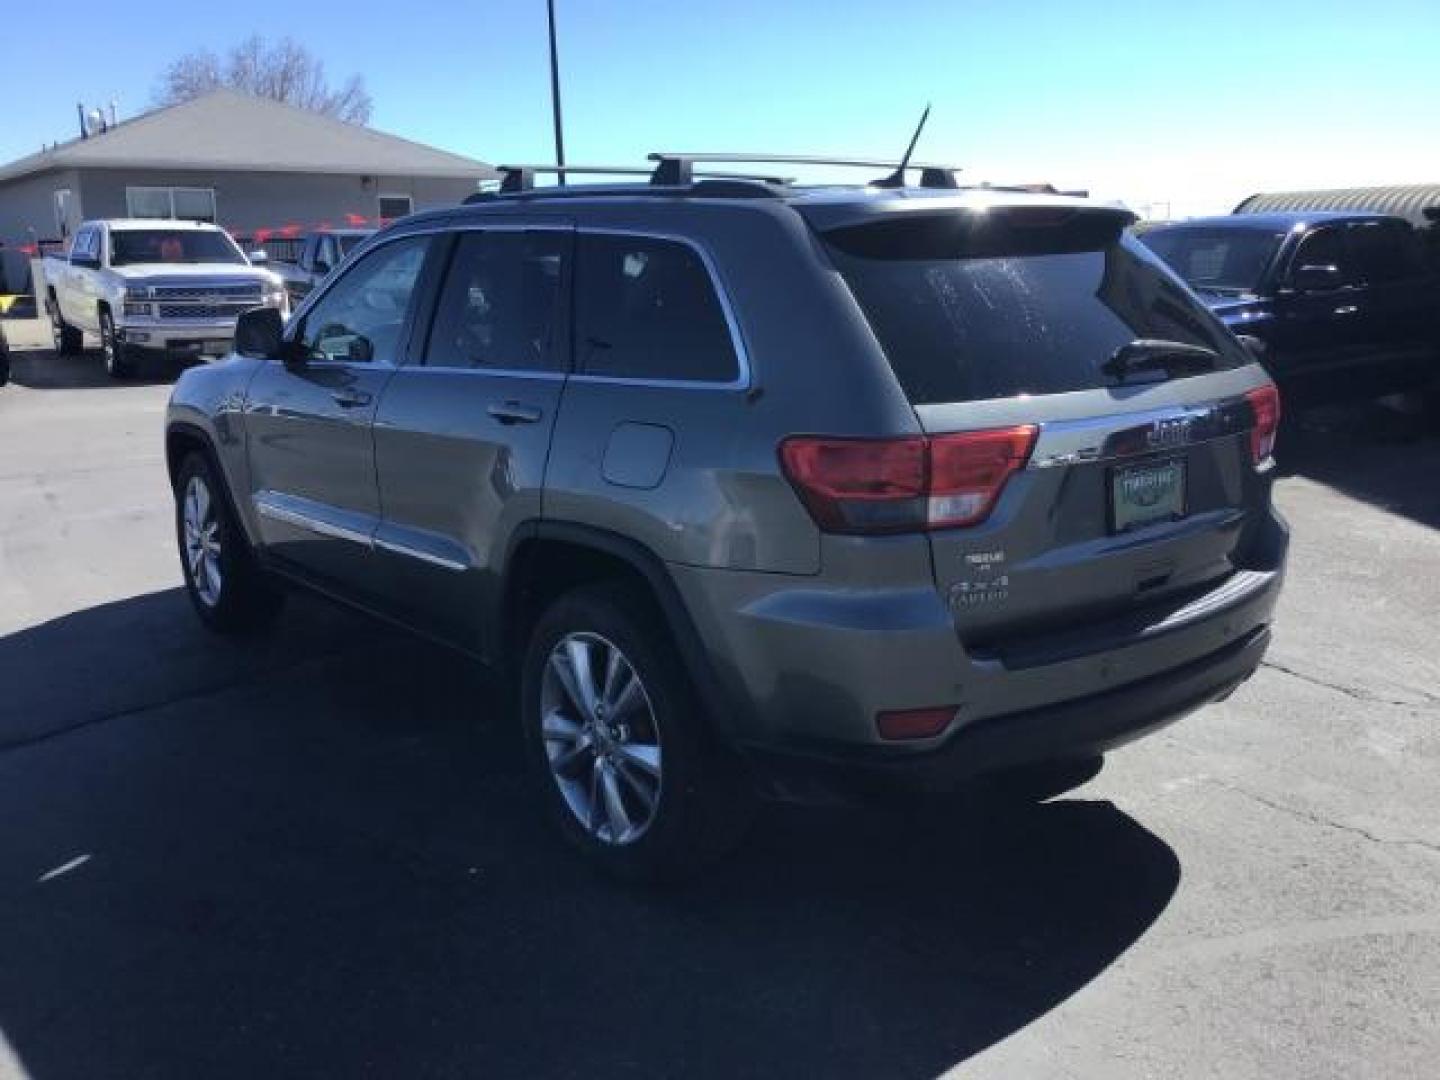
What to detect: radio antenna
<box><xmin>874</xmin><ymin>104</ymin><xmax>931</xmax><ymax>188</ymax></box>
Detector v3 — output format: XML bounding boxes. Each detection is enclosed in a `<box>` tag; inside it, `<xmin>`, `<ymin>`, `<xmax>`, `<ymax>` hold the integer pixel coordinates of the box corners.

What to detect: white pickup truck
<box><xmin>43</xmin><ymin>219</ymin><xmax>288</xmax><ymax>378</ymax></box>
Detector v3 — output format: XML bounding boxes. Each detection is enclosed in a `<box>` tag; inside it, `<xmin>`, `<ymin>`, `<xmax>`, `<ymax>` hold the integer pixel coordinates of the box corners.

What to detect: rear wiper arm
<box><xmin>1102</xmin><ymin>339</ymin><xmax>1219</xmax><ymax>381</ymax></box>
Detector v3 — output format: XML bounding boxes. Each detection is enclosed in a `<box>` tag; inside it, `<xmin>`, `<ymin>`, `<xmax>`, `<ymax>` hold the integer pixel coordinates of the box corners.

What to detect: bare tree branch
<box><xmin>154</xmin><ymin>36</ymin><xmax>373</xmax><ymax>124</ymax></box>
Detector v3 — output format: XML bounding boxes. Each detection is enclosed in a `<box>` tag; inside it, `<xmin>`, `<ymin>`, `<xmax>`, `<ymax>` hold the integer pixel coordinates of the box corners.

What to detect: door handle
<box><xmin>488</xmin><ymin>400</ymin><xmax>543</xmax><ymax>425</ymax></box>
<box><xmin>331</xmin><ymin>388</ymin><xmax>373</xmax><ymax>408</ymax></box>
<box><xmin>1333</xmin><ymin>305</ymin><xmax>1359</xmax><ymax>316</ymax></box>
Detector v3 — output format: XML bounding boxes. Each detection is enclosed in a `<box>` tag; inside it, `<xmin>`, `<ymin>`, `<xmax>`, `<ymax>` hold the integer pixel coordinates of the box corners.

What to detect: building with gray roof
<box><xmin>0</xmin><ymin>90</ymin><xmax>495</xmax><ymax>290</ymax></box>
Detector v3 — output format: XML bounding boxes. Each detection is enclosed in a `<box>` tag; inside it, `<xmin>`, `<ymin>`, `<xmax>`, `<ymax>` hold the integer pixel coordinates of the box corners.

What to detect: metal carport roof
<box><xmin>1234</xmin><ymin>185</ymin><xmax>1440</xmax><ymax>228</ymax></box>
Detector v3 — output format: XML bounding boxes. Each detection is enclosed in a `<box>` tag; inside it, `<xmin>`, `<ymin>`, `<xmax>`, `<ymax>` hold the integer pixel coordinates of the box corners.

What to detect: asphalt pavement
<box><xmin>1</xmin><ymin>317</ymin><xmax>1437</xmax><ymax>1079</ymax></box>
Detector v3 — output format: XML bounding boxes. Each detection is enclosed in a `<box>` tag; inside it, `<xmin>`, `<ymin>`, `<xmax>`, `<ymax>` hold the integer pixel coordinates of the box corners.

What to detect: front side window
<box><xmin>109</xmin><ymin>230</ymin><xmax>246</xmax><ymax>267</ymax></box>
<box><xmin>575</xmin><ymin>234</ymin><xmax>739</xmax><ymax>383</ymax></box>
<box><xmin>1290</xmin><ymin>228</ymin><xmax>1354</xmax><ymax>284</ymax></box>
<box><xmin>69</xmin><ymin>229</ymin><xmax>96</xmax><ymax>262</ymax></box>
<box><xmin>426</xmin><ymin>231</ymin><xmax>566</xmax><ymax>372</ymax></box>
<box><xmin>297</xmin><ymin>236</ymin><xmax>430</xmax><ymax>363</ymax></box>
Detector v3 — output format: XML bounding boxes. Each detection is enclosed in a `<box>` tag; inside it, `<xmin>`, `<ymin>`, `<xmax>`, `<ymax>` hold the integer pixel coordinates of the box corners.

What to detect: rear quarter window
<box><xmin>825</xmin><ymin>213</ymin><xmax>1247</xmax><ymax>405</ymax></box>
<box><xmin>575</xmin><ymin>233</ymin><xmax>739</xmax><ymax>384</ymax></box>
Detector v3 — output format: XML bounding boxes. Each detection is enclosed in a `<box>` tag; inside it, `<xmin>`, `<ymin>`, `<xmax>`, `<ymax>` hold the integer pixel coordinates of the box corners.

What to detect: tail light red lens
<box><xmin>1245</xmin><ymin>384</ymin><xmax>1281</xmax><ymax>464</ymax></box>
<box><xmin>779</xmin><ymin>426</ymin><xmax>1037</xmax><ymax>534</ymax></box>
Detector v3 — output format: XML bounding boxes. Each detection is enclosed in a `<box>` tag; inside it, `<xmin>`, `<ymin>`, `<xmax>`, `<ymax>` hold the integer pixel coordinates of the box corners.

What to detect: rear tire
<box><xmin>520</xmin><ymin>582</ymin><xmax>755</xmax><ymax>882</ymax></box>
<box><xmin>49</xmin><ymin>297</ymin><xmax>82</xmax><ymax>356</ymax></box>
<box><xmin>175</xmin><ymin>452</ymin><xmax>284</xmax><ymax>634</ymax></box>
<box><xmin>99</xmin><ymin>308</ymin><xmax>137</xmax><ymax>379</ymax></box>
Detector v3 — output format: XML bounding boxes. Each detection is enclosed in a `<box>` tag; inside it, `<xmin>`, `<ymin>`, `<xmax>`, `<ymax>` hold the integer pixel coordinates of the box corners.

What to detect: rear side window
<box><xmin>426</xmin><ymin>231</ymin><xmax>567</xmax><ymax>372</ymax></box>
<box><xmin>1347</xmin><ymin>222</ymin><xmax>1428</xmax><ymax>282</ymax></box>
<box><xmin>575</xmin><ymin>234</ymin><xmax>739</xmax><ymax>383</ymax></box>
<box><xmin>825</xmin><ymin>212</ymin><xmax>1246</xmax><ymax>405</ymax></box>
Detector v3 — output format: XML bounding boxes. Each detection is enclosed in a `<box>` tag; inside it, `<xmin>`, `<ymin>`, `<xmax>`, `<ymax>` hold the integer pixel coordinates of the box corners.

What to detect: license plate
<box><xmin>1111</xmin><ymin>458</ymin><xmax>1186</xmax><ymax>532</ymax></box>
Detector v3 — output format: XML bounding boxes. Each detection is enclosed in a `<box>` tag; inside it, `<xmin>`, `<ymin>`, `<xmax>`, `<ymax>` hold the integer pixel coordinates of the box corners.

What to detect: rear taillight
<box><xmin>779</xmin><ymin>426</ymin><xmax>1037</xmax><ymax>534</ymax></box>
<box><xmin>1245</xmin><ymin>384</ymin><xmax>1281</xmax><ymax>465</ymax></box>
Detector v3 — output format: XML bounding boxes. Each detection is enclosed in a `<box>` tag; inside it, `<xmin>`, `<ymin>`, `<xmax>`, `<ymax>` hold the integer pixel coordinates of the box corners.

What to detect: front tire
<box><xmin>99</xmin><ymin>308</ymin><xmax>138</xmax><ymax>379</ymax></box>
<box><xmin>521</xmin><ymin>583</ymin><xmax>754</xmax><ymax>882</ymax></box>
<box><xmin>175</xmin><ymin>453</ymin><xmax>284</xmax><ymax>634</ymax></box>
<box><xmin>49</xmin><ymin>298</ymin><xmax>82</xmax><ymax>356</ymax></box>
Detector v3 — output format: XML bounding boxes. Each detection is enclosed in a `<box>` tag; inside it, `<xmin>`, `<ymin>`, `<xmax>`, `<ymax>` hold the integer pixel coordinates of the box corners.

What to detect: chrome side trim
<box><xmin>1028</xmin><ymin>398</ymin><xmax>1252</xmax><ymax>469</ymax></box>
<box><xmin>373</xmin><ymin>533</ymin><xmax>469</xmax><ymax>572</ymax></box>
<box><xmin>254</xmin><ymin>491</ymin><xmax>374</xmax><ymax>547</ymax></box>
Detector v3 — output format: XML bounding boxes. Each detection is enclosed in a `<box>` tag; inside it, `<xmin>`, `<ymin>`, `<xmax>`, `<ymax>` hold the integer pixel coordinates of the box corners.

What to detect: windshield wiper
<box><xmin>1101</xmin><ymin>339</ymin><xmax>1219</xmax><ymax>382</ymax></box>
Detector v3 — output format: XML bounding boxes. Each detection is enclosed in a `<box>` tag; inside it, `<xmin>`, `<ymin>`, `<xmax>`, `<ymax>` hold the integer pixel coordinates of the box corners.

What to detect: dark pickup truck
<box><xmin>1139</xmin><ymin>212</ymin><xmax>1440</xmax><ymax>403</ymax></box>
<box><xmin>271</xmin><ymin>228</ymin><xmax>372</xmax><ymax>307</ymax></box>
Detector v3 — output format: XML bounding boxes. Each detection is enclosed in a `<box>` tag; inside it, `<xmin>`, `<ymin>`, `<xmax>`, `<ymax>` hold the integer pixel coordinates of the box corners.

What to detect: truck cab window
<box><xmin>1348</xmin><ymin>222</ymin><xmax>1427</xmax><ymax>283</ymax></box>
<box><xmin>1291</xmin><ymin>228</ymin><xmax>1354</xmax><ymax>285</ymax></box>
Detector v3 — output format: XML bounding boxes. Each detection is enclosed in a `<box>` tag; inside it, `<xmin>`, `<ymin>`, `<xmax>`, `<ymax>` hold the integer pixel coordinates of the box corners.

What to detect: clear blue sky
<box><xmin>2</xmin><ymin>0</ymin><xmax>1437</xmax><ymax>215</ymax></box>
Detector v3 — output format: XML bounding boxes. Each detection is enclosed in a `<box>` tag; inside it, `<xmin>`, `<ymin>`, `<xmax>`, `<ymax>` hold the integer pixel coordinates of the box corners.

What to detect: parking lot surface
<box><xmin>1</xmin><ymin>317</ymin><xmax>1437</xmax><ymax>1079</ymax></box>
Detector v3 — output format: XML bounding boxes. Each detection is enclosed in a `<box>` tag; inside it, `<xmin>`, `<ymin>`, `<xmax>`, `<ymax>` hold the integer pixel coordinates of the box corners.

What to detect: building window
<box><xmin>126</xmin><ymin>186</ymin><xmax>217</xmax><ymax>223</ymax></box>
<box><xmin>378</xmin><ymin>194</ymin><xmax>413</xmax><ymax>222</ymax></box>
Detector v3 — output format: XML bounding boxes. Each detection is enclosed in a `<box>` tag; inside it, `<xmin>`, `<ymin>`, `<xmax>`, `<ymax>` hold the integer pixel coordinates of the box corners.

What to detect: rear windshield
<box><xmin>824</xmin><ymin>212</ymin><xmax>1247</xmax><ymax>405</ymax></box>
<box><xmin>1138</xmin><ymin>226</ymin><xmax>1284</xmax><ymax>295</ymax></box>
<box><xmin>110</xmin><ymin>229</ymin><xmax>247</xmax><ymax>267</ymax></box>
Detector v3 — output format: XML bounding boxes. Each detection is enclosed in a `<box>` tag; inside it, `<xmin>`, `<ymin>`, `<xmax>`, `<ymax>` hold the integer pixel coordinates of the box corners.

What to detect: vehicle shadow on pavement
<box><xmin>0</xmin><ymin>589</ymin><xmax>1180</xmax><ymax>1079</ymax></box>
<box><xmin>1</xmin><ymin>341</ymin><xmax>179</xmax><ymax>390</ymax></box>
<box><xmin>1277</xmin><ymin>401</ymin><xmax>1440</xmax><ymax>531</ymax></box>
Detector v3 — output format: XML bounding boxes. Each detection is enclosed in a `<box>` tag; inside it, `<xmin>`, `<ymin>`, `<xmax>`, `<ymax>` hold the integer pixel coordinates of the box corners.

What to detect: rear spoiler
<box><xmin>813</xmin><ymin>203</ymin><xmax>1139</xmax><ymax>260</ymax></box>
<box><xmin>795</xmin><ymin>195</ymin><xmax>1134</xmax><ymax>235</ymax></box>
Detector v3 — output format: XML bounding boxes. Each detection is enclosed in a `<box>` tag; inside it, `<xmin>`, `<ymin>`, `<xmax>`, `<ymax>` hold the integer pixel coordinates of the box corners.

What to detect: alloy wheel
<box><xmin>101</xmin><ymin>318</ymin><xmax>117</xmax><ymax>375</ymax></box>
<box><xmin>539</xmin><ymin>632</ymin><xmax>663</xmax><ymax>845</ymax></box>
<box><xmin>182</xmin><ymin>475</ymin><xmax>223</xmax><ymax>607</ymax></box>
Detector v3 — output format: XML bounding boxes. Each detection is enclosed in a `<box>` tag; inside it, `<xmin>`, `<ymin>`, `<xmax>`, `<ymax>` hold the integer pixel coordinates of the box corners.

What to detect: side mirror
<box><xmin>1291</xmin><ymin>263</ymin><xmax>1343</xmax><ymax>293</ymax></box>
<box><xmin>1235</xmin><ymin>334</ymin><xmax>1268</xmax><ymax>362</ymax></box>
<box><xmin>234</xmin><ymin>306</ymin><xmax>286</xmax><ymax>360</ymax></box>
<box><xmin>247</xmin><ymin>249</ymin><xmax>269</xmax><ymax>266</ymax></box>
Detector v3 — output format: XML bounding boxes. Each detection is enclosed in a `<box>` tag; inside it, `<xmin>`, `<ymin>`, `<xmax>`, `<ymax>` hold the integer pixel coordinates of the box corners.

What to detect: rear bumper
<box><xmin>673</xmin><ymin>511</ymin><xmax>1286</xmax><ymax>790</ymax></box>
<box><xmin>746</xmin><ymin>623</ymin><xmax>1269</xmax><ymax>795</ymax></box>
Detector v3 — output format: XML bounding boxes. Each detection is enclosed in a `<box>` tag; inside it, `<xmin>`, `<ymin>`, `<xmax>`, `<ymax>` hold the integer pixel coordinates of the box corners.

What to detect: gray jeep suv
<box><xmin>165</xmin><ymin>157</ymin><xmax>1288</xmax><ymax>878</ymax></box>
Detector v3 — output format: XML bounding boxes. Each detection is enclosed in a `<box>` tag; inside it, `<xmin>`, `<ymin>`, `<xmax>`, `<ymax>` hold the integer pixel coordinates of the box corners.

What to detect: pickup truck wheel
<box><xmin>175</xmin><ymin>453</ymin><xmax>284</xmax><ymax>634</ymax></box>
<box><xmin>99</xmin><ymin>309</ymin><xmax>137</xmax><ymax>379</ymax></box>
<box><xmin>521</xmin><ymin>582</ymin><xmax>755</xmax><ymax>882</ymax></box>
<box><xmin>50</xmin><ymin>301</ymin><xmax>82</xmax><ymax>356</ymax></box>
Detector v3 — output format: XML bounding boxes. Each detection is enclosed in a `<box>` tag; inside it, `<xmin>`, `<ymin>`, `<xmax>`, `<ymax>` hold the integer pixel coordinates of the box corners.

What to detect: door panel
<box><xmin>1266</xmin><ymin>226</ymin><xmax>1367</xmax><ymax>384</ymax></box>
<box><xmin>244</xmin><ymin>233</ymin><xmax>434</xmax><ymax>595</ymax></box>
<box><xmin>370</xmin><ymin>228</ymin><xmax>571</xmax><ymax>654</ymax></box>
<box><xmin>1346</xmin><ymin>221</ymin><xmax>1440</xmax><ymax>385</ymax></box>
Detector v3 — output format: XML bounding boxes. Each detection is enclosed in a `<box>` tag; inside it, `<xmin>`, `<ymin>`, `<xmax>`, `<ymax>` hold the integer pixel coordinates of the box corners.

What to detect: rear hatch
<box><xmin>814</xmin><ymin>202</ymin><xmax>1279</xmax><ymax>663</ymax></box>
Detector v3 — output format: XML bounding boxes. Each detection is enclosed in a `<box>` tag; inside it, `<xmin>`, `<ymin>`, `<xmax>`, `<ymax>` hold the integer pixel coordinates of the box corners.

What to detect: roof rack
<box><xmin>647</xmin><ymin>153</ymin><xmax>961</xmax><ymax>190</ymax></box>
<box><xmin>465</xmin><ymin>152</ymin><xmax>965</xmax><ymax>205</ymax></box>
<box><xmin>488</xmin><ymin>162</ymin><xmax>793</xmax><ymax>195</ymax></box>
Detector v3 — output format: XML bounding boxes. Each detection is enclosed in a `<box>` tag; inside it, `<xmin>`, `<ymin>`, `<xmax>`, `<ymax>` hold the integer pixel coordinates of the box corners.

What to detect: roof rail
<box><xmin>647</xmin><ymin>153</ymin><xmax>961</xmax><ymax>190</ymax></box>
